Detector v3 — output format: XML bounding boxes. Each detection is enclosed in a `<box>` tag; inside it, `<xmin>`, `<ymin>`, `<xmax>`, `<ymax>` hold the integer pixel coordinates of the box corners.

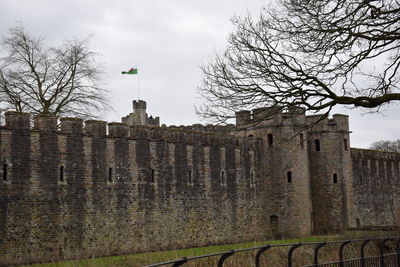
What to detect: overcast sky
<box><xmin>0</xmin><ymin>0</ymin><xmax>399</xmax><ymax>148</ymax></box>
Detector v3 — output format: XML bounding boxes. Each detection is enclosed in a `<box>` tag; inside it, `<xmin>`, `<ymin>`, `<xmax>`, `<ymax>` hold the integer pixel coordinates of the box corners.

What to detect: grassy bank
<box><xmin>23</xmin><ymin>231</ymin><xmax>393</xmax><ymax>267</ymax></box>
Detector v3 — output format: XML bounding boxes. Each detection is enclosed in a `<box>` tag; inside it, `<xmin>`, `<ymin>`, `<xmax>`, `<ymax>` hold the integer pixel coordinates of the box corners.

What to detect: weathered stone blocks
<box><xmin>0</xmin><ymin>110</ymin><xmax>398</xmax><ymax>266</ymax></box>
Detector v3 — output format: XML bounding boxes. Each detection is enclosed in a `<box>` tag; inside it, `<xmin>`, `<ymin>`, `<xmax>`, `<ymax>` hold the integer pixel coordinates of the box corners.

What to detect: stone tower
<box><xmin>121</xmin><ymin>100</ymin><xmax>160</xmax><ymax>126</ymax></box>
<box><xmin>307</xmin><ymin>114</ymin><xmax>354</xmax><ymax>233</ymax></box>
<box><xmin>233</xmin><ymin>107</ymin><xmax>313</xmax><ymax>237</ymax></box>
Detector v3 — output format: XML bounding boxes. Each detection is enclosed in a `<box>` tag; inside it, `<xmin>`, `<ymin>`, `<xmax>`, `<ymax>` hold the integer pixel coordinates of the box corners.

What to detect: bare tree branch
<box><xmin>198</xmin><ymin>0</ymin><xmax>400</xmax><ymax>124</ymax></box>
<box><xmin>0</xmin><ymin>25</ymin><xmax>110</xmax><ymax>118</ymax></box>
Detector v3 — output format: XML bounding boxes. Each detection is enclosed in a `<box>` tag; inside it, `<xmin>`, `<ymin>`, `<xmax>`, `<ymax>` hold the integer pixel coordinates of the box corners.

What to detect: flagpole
<box><xmin>122</xmin><ymin>66</ymin><xmax>140</xmax><ymax>100</ymax></box>
<box><xmin>138</xmin><ymin>68</ymin><xmax>140</xmax><ymax>101</ymax></box>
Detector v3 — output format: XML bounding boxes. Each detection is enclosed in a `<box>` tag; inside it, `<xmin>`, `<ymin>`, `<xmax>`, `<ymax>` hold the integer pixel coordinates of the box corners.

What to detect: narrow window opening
<box><xmin>188</xmin><ymin>170</ymin><xmax>192</xmax><ymax>185</ymax></box>
<box><xmin>300</xmin><ymin>133</ymin><xmax>304</xmax><ymax>149</ymax></box>
<box><xmin>59</xmin><ymin>166</ymin><xmax>64</xmax><ymax>182</ymax></box>
<box><xmin>360</xmin><ymin>175</ymin><xmax>363</xmax><ymax>185</ymax></box>
<box><xmin>221</xmin><ymin>171</ymin><xmax>225</xmax><ymax>185</ymax></box>
<box><xmin>235</xmin><ymin>139</ymin><xmax>240</xmax><ymax>147</ymax></box>
<box><xmin>108</xmin><ymin>168</ymin><xmax>113</xmax><ymax>182</ymax></box>
<box><xmin>333</xmin><ymin>173</ymin><xmax>338</xmax><ymax>184</ymax></box>
<box><xmin>287</xmin><ymin>171</ymin><xmax>292</xmax><ymax>183</ymax></box>
<box><xmin>344</xmin><ymin>138</ymin><xmax>348</xmax><ymax>151</ymax></box>
<box><xmin>151</xmin><ymin>169</ymin><xmax>155</xmax><ymax>183</ymax></box>
<box><xmin>250</xmin><ymin>172</ymin><xmax>255</xmax><ymax>187</ymax></box>
<box><xmin>356</xmin><ymin>218</ymin><xmax>361</xmax><ymax>228</ymax></box>
<box><xmin>267</xmin><ymin>134</ymin><xmax>273</xmax><ymax>147</ymax></box>
<box><xmin>315</xmin><ymin>139</ymin><xmax>321</xmax><ymax>151</ymax></box>
<box><xmin>3</xmin><ymin>163</ymin><xmax>7</xmax><ymax>181</ymax></box>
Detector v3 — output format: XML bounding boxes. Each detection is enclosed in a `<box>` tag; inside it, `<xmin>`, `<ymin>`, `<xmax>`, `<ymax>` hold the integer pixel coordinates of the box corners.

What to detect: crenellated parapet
<box><xmin>34</xmin><ymin>114</ymin><xmax>58</xmax><ymax>131</ymax></box>
<box><xmin>306</xmin><ymin>114</ymin><xmax>349</xmax><ymax>133</ymax></box>
<box><xmin>234</xmin><ymin>106</ymin><xmax>350</xmax><ymax>133</ymax></box>
<box><xmin>60</xmin><ymin>117</ymin><xmax>84</xmax><ymax>135</ymax></box>
<box><xmin>85</xmin><ymin>120</ymin><xmax>107</xmax><ymax>137</ymax></box>
<box><xmin>166</xmin><ymin>124</ymin><xmax>236</xmax><ymax>134</ymax></box>
<box><xmin>1</xmin><ymin>112</ymin><xmax>249</xmax><ymax>148</ymax></box>
<box><xmin>235</xmin><ymin>106</ymin><xmax>307</xmax><ymax>126</ymax></box>
<box><xmin>4</xmin><ymin>111</ymin><xmax>31</xmax><ymax>130</ymax></box>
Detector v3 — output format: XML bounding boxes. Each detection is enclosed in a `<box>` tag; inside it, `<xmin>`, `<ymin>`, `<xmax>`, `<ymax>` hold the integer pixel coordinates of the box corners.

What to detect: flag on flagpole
<box><xmin>122</xmin><ymin>67</ymin><xmax>138</xmax><ymax>75</ymax></box>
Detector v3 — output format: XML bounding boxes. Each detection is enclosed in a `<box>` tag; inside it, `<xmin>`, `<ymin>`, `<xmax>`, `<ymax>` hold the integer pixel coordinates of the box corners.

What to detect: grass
<box><xmin>22</xmin><ymin>231</ymin><xmax>394</xmax><ymax>267</ymax></box>
<box><xmin>23</xmin><ymin>235</ymin><xmax>336</xmax><ymax>267</ymax></box>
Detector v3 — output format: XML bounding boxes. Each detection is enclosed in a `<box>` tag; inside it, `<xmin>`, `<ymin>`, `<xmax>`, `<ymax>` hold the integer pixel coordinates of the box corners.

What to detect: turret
<box><xmin>232</xmin><ymin>106</ymin><xmax>313</xmax><ymax>238</ymax></box>
<box><xmin>132</xmin><ymin>100</ymin><xmax>147</xmax><ymax>110</ymax></box>
<box><xmin>121</xmin><ymin>99</ymin><xmax>160</xmax><ymax>126</ymax></box>
<box><xmin>307</xmin><ymin>114</ymin><xmax>354</xmax><ymax>234</ymax></box>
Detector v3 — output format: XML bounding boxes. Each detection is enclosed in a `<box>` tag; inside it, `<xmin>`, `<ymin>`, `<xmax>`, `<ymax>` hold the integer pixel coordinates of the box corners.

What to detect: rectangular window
<box><xmin>315</xmin><ymin>139</ymin><xmax>321</xmax><ymax>151</ymax></box>
<box><xmin>59</xmin><ymin>166</ymin><xmax>64</xmax><ymax>182</ymax></box>
<box><xmin>108</xmin><ymin>168</ymin><xmax>113</xmax><ymax>182</ymax></box>
<box><xmin>151</xmin><ymin>169</ymin><xmax>155</xmax><ymax>183</ymax></box>
<box><xmin>333</xmin><ymin>173</ymin><xmax>338</xmax><ymax>184</ymax></box>
<box><xmin>287</xmin><ymin>171</ymin><xmax>292</xmax><ymax>183</ymax></box>
<box><xmin>3</xmin><ymin>163</ymin><xmax>7</xmax><ymax>181</ymax></box>
<box><xmin>188</xmin><ymin>170</ymin><xmax>192</xmax><ymax>185</ymax></box>
<box><xmin>268</xmin><ymin>134</ymin><xmax>273</xmax><ymax>147</ymax></box>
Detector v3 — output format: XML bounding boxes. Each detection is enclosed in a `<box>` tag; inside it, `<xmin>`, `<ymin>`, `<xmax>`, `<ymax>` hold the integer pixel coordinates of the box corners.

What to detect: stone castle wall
<box><xmin>0</xmin><ymin>112</ymin><xmax>268</xmax><ymax>265</ymax></box>
<box><xmin>351</xmin><ymin>148</ymin><xmax>400</xmax><ymax>227</ymax></box>
<box><xmin>0</xmin><ymin>110</ymin><xmax>399</xmax><ymax>265</ymax></box>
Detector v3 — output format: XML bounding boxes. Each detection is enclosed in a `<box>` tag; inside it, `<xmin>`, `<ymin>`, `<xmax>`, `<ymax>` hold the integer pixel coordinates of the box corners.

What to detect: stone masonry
<box><xmin>0</xmin><ymin>103</ymin><xmax>399</xmax><ymax>265</ymax></box>
<box><xmin>122</xmin><ymin>100</ymin><xmax>160</xmax><ymax>126</ymax></box>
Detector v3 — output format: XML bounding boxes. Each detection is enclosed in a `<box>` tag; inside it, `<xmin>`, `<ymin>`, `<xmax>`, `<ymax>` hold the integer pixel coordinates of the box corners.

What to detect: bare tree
<box><xmin>370</xmin><ymin>140</ymin><xmax>400</xmax><ymax>152</ymax></box>
<box><xmin>0</xmin><ymin>25</ymin><xmax>110</xmax><ymax>118</ymax></box>
<box><xmin>198</xmin><ymin>0</ymin><xmax>400</xmax><ymax>123</ymax></box>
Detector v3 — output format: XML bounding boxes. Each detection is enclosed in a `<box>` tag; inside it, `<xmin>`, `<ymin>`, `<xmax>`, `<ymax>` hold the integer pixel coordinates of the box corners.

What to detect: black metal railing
<box><xmin>303</xmin><ymin>253</ymin><xmax>399</xmax><ymax>267</ymax></box>
<box><xmin>143</xmin><ymin>236</ymin><xmax>400</xmax><ymax>267</ymax></box>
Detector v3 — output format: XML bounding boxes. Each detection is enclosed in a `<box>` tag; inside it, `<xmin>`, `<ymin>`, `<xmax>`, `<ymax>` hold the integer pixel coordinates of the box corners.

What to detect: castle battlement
<box><xmin>0</xmin><ymin>107</ymin><xmax>398</xmax><ymax>266</ymax></box>
<box><xmin>2</xmin><ymin>111</ymin><xmax>247</xmax><ymax>147</ymax></box>
<box><xmin>305</xmin><ymin>113</ymin><xmax>349</xmax><ymax>132</ymax></box>
<box><xmin>234</xmin><ymin>106</ymin><xmax>349</xmax><ymax>133</ymax></box>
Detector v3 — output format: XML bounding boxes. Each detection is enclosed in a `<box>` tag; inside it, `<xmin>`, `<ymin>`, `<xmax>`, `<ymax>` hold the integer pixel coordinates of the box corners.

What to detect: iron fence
<box><xmin>143</xmin><ymin>236</ymin><xmax>400</xmax><ymax>267</ymax></box>
<box><xmin>303</xmin><ymin>253</ymin><xmax>399</xmax><ymax>267</ymax></box>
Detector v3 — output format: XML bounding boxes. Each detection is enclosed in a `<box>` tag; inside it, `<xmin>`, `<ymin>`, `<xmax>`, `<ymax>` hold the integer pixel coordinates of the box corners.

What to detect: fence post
<box><xmin>314</xmin><ymin>242</ymin><xmax>327</xmax><ymax>265</ymax></box>
<box><xmin>288</xmin><ymin>243</ymin><xmax>302</xmax><ymax>267</ymax></box>
<box><xmin>217</xmin><ymin>250</ymin><xmax>235</xmax><ymax>267</ymax></box>
<box><xmin>255</xmin><ymin>245</ymin><xmax>270</xmax><ymax>267</ymax></box>
<box><xmin>396</xmin><ymin>239</ymin><xmax>400</xmax><ymax>267</ymax></box>
<box><xmin>361</xmin><ymin>239</ymin><xmax>371</xmax><ymax>267</ymax></box>
<box><xmin>380</xmin><ymin>238</ymin><xmax>390</xmax><ymax>267</ymax></box>
<box><xmin>339</xmin><ymin>240</ymin><xmax>351</xmax><ymax>267</ymax></box>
